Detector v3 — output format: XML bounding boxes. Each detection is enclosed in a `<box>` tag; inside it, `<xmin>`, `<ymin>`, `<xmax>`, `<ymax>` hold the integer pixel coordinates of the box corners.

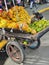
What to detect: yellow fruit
<box><xmin>23</xmin><ymin>41</ymin><xmax>28</xmax><ymax>45</ymax></box>
<box><xmin>0</xmin><ymin>6</ymin><xmax>32</xmax><ymax>34</ymax></box>
<box><xmin>7</xmin><ymin>12</ymin><xmax>13</xmax><ymax>19</ymax></box>
<box><xmin>8</xmin><ymin>9</ymin><xmax>13</xmax><ymax>14</ymax></box>
<box><xmin>22</xmin><ymin>23</ymin><xmax>29</xmax><ymax>31</ymax></box>
<box><xmin>16</xmin><ymin>23</ymin><xmax>19</xmax><ymax>29</ymax></box>
<box><xmin>31</xmin><ymin>30</ymin><xmax>37</xmax><ymax>35</ymax></box>
<box><xmin>0</xmin><ymin>18</ymin><xmax>7</xmax><ymax>28</ymax></box>
<box><xmin>7</xmin><ymin>22</ymin><xmax>16</xmax><ymax>28</ymax></box>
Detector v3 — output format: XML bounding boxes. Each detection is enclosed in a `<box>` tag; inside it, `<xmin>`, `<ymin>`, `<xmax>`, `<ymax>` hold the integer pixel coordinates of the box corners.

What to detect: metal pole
<box><xmin>12</xmin><ymin>0</ymin><xmax>15</xmax><ymax>6</ymax></box>
<box><xmin>4</xmin><ymin>0</ymin><xmax>8</xmax><ymax>12</ymax></box>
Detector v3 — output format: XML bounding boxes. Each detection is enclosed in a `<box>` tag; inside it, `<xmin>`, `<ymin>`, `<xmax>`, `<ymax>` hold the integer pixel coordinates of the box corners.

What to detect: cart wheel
<box><xmin>29</xmin><ymin>39</ymin><xmax>40</xmax><ymax>49</ymax></box>
<box><xmin>6</xmin><ymin>41</ymin><xmax>25</xmax><ymax>63</ymax></box>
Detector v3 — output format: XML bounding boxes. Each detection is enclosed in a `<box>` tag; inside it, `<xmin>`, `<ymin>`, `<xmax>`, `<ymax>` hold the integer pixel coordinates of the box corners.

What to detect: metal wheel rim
<box><xmin>7</xmin><ymin>44</ymin><xmax>22</xmax><ymax>62</ymax></box>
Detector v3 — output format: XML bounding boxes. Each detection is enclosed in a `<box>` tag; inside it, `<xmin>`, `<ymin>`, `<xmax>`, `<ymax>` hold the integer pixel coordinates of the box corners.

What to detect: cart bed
<box><xmin>0</xmin><ymin>27</ymin><xmax>49</xmax><ymax>40</ymax></box>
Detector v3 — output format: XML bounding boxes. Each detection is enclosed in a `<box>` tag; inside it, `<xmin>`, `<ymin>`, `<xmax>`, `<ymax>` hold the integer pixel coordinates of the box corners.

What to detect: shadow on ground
<box><xmin>0</xmin><ymin>52</ymin><xmax>8</xmax><ymax>65</ymax></box>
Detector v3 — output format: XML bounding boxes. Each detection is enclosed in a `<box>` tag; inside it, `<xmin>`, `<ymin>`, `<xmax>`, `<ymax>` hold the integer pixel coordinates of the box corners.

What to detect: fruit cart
<box><xmin>0</xmin><ymin>0</ymin><xmax>49</xmax><ymax>64</ymax></box>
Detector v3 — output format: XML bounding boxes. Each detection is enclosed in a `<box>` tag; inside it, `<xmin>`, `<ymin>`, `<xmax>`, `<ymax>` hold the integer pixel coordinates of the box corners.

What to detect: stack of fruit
<box><xmin>1</xmin><ymin>6</ymin><xmax>31</xmax><ymax>24</ymax></box>
<box><xmin>0</xmin><ymin>17</ymin><xmax>36</xmax><ymax>34</ymax></box>
<box><xmin>0</xmin><ymin>6</ymin><xmax>49</xmax><ymax>35</ymax></box>
<box><xmin>0</xmin><ymin>6</ymin><xmax>36</xmax><ymax>34</ymax></box>
<box><xmin>29</xmin><ymin>19</ymin><xmax>49</xmax><ymax>32</ymax></box>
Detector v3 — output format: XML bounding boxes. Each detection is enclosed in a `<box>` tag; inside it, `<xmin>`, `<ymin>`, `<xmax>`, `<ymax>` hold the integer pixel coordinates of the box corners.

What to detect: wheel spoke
<box><xmin>15</xmin><ymin>51</ymin><xmax>21</xmax><ymax>59</ymax></box>
<box><xmin>8</xmin><ymin>45</ymin><xmax>16</xmax><ymax>57</ymax></box>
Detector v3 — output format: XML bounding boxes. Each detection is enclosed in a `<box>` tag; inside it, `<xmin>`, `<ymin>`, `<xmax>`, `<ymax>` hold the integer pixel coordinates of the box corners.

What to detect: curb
<box><xmin>31</xmin><ymin>7</ymin><xmax>49</xmax><ymax>18</ymax></box>
<box><xmin>38</xmin><ymin>7</ymin><xmax>49</xmax><ymax>13</ymax></box>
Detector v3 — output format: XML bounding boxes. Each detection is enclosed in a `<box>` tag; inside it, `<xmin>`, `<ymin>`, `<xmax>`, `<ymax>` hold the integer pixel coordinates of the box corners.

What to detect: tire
<box><xmin>29</xmin><ymin>39</ymin><xmax>40</xmax><ymax>50</ymax></box>
<box><xmin>6</xmin><ymin>41</ymin><xmax>25</xmax><ymax>64</ymax></box>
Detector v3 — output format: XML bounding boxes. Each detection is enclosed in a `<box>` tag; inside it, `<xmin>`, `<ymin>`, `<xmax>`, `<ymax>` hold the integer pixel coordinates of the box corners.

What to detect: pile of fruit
<box><xmin>0</xmin><ymin>6</ymin><xmax>31</xmax><ymax>24</ymax></box>
<box><xmin>0</xmin><ymin>6</ymin><xmax>49</xmax><ymax>35</ymax></box>
<box><xmin>0</xmin><ymin>6</ymin><xmax>36</xmax><ymax>34</ymax></box>
<box><xmin>29</xmin><ymin>19</ymin><xmax>49</xmax><ymax>32</ymax></box>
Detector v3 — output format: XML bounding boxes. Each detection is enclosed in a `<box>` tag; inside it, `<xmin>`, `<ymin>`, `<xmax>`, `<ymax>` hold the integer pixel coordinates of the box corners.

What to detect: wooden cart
<box><xmin>0</xmin><ymin>0</ymin><xmax>49</xmax><ymax>64</ymax></box>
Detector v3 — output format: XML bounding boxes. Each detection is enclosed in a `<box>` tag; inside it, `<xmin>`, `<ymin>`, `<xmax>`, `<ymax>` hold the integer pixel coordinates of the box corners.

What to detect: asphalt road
<box><xmin>0</xmin><ymin>4</ymin><xmax>49</xmax><ymax>65</ymax></box>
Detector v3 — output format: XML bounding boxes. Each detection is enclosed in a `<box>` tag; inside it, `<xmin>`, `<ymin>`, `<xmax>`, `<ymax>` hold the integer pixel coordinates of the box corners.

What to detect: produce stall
<box><xmin>0</xmin><ymin>0</ymin><xmax>49</xmax><ymax>64</ymax></box>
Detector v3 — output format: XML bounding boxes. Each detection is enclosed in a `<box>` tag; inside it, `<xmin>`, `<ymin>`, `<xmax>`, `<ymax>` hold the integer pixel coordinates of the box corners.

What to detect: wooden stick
<box><xmin>12</xmin><ymin>0</ymin><xmax>15</xmax><ymax>6</ymax></box>
<box><xmin>4</xmin><ymin>0</ymin><xmax>8</xmax><ymax>12</ymax></box>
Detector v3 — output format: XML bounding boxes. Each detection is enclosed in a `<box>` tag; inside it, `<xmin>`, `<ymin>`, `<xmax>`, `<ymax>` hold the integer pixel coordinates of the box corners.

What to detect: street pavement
<box><xmin>26</xmin><ymin>3</ymin><xmax>49</xmax><ymax>15</ymax></box>
<box><xmin>0</xmin><ymin>3</ymin><xmax>49</xmax><ymax>65</ymax></box>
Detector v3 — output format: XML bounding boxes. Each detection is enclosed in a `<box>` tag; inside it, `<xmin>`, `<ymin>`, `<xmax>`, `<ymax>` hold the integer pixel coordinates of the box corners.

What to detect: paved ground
<box><xmin>26</xmin><ymin>3</ymin><xmax>49</xmax><ymax>15</ymax></box>
<box><xmin>0</xmin><ymin>4</ymin><xmax>49</xmax><ymax>65</ymax></box>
